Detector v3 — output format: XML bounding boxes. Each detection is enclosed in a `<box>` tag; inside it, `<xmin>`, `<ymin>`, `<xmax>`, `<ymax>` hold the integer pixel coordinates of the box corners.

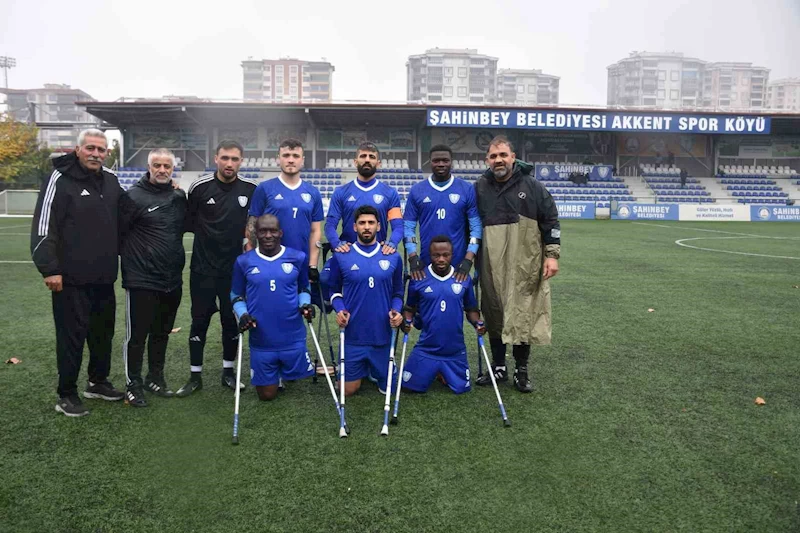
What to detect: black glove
<box><xmin>409</xmin><ymin>254</ymin><xmax>423</xmax><ymax>274</ymax></box>
<box><xmin>300</xmin><ymin>303</ymin><xmax>316</xmax><ymax>321</ymax></box>
<box><xmin>238</xmin><ymin>313</ymin><xmax>256</xmax><ymax>333</ymax></box>
<box><xmin>309</xmin><ymin>266</ymin><xmax>320</xmax><ymax>283</ymax></box>
<box><xmin>456</xmin><ymin>258</ymin><xmax>473</xmax><ymax>277</ymax></box>
<box><xmin>401</xmin><ymin>319</ymin><xmax>412</xmax><ymax>334</ymax></box>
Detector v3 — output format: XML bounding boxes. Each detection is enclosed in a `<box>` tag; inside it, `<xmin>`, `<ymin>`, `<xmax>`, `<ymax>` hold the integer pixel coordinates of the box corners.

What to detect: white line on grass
<box><xmin>633</xmin><ymin>222</ymin><xmax>800</xmax><ymax>240</ymax></box>
<box><xmin>0</xmin><ymin>233</ymin><xmax>30</xmax><ymax>236</ymax></box>
<box><xmin>675</xmin><ymin>236</ymin><xmax>800</xmax><ymax>260</ymax></box>
<box><xmin>0</xmin><ymin>225</ymin><xmax>32</xmax><ymax>231</ymax></box>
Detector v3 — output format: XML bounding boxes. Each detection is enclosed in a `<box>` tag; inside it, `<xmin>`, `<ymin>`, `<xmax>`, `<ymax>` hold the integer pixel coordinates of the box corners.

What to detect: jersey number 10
<box><xmin>436</xmin><ymin>208</ymin><xmax>446</xmax><ymax>220</ymax></box>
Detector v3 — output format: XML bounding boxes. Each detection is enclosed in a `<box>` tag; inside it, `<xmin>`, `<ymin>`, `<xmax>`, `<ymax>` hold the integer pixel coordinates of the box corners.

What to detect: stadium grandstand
<box><xmin>58</xmin><ymin>101</ymin><xmax>800</xmax><ymax>221</ymax></box>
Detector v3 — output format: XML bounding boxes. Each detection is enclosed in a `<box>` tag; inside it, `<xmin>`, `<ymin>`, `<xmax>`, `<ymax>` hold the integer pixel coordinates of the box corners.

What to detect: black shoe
<box><xmin>475</xmin><ymin>366</ymin><xmax>508</xmax><ymax>386</ymax></box>
<box><xmin>124</xmin><ymin>385</ymin><xmax>148</xmax><ymax>407</ymax></box>
<box><xmin>55</xmin><ymin>395</ymin><xmax>89</xmax><ymax>417</ymax></box>
<box><xmin>146</xmin><ymin>379</ymin><xmax>175</xmax><ymax>398</ymax></box>
<box><xmin>175</xmin><ymin>375</ymin><xmax>202</xmax><ymax>397</ymax></box>
<box><xmin>221</xmin><ymin>372</ymin><xmax>245</xmax><ymax>391</ymax></box>
<box><xmin>514</xmin><ymin>366</ymin><xmax>533</xmax><ymax>393</ymax></box>
<box><xmin>84</xmin><ymin>380</ymin><xmax>124</xmax><ymax>401</ymax></box>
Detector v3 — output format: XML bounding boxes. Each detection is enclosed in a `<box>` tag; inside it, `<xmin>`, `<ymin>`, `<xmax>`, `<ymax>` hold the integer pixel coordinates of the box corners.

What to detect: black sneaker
<box><xmin>175</xmin><ymin>375</ymin><xmax>202</xmax><ymax>397</ymax></box>
<box><xmin>514</xmin><ymin>366</ymin><xmax>533</xmax><ymax>393</ymax></box>
<box><xmin>84</xmin><ymin>380</ymin><xmax>124</xmax><ymax>401</ymax></box>
<box><xmin>221</xmin><ymin>372</ymin><xmax>245</xmax><ymax>391</ymax></box>
<box><xmin>145</xmin><ymin>379</ymin><xmax>174</xmax><ymax>398</ymax></box>
<box><xmin>475</xmin><ymin>366</ymin><xmax>508</xmax><ymax>386</ymax></box>
<box><xmin>55</xmin><ymin>395</ymin><xmax>89</xmax><ymax>417</ymax></box>
<box><xmin>124</xmin><ymin>385</ymin><xmax>148</xmax><ymax>407</ymax></box>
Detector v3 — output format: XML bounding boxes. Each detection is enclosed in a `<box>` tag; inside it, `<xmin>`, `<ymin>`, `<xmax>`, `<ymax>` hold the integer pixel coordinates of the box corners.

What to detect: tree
<box><xmin>103</xmin><ymin>139</ymin><xmax>120</xmax><ymax>169</ymax></box>
<box><xmin>0</xmin><ymin>114</ymin><xmax>45</xmax><ymax>183</ymax></box>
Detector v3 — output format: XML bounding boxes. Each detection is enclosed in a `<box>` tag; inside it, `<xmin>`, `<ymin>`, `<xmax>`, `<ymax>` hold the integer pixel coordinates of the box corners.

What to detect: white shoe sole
<box><xmin>83</xmin><ymin>391</ymin><xmax>124</xmax><ymax>401</ymax></box>
<box><xmin>55</xmin><ymin>404</ymin><xmax>89</xmax><ymax>417</ymax></box>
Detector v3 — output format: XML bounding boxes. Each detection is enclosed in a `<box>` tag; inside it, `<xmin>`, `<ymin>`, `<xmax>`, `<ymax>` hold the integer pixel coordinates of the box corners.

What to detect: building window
<box><xmin>658</xmin><ymin>70</ymin><xmax>666</xmax><ymax>81</ymax></box>
<box><xmin>276</xmin><ymin>65</ymin><xmax>284</xmax><ymax>74</ymax></box>
<box><xmin>444</xmin><ymin>87</ymin><xmax>453</xmax><ymax>97</ymax></box>
<box><xmin>458</xmin><ymin>67</ymin><xmax>467</xmax><ymax>78</ymax></box>
<box><xmin>444</xmin><ymin>78</ymin><xmax>451</xmax><ymax>84</ymax></box>
<box><xmin>290</xmin><ymin>65</ymin><xmax>298</xmax><ymax>74</ymax></box>
<box><xmin>671</xmin><ymin>70</ymin><xmax>679</xmax><ymax>81</ymax></box>
<box><xmin>670</xmin><ymin>89</ymin><xmax>679</xmax><ymax>100</ymax></box>
<box><xmin>458</xmin><ymin>87</ymin><xmax>467</xmax><ymax>97</ymax></box>
<box><xmin>657</xmin><ymin>89</ymin><xmax>666</xmax><ymax>99</ymax></box>
<box><xmin>445</xmin><ymin>67</ymin><xmax>453</xmax><ymax>76</ymax></box>
<box><xmin>528</xmin><ymin>85</ymin><xmax>536</xmax><ymax>94</ymax></box>
<box><xmin>517</xmin><ymin>85</ymin><xmax>524</xmax><ymax>93</ymax></box>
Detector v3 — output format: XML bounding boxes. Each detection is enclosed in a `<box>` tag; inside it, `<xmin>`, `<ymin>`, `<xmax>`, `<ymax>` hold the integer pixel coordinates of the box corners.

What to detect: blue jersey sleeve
<box><xmin>325</xmin><ymin>190</ymin><xmax>343</xmax><ymax>248</ymax></box>
<box><xmin>391</xmin><ymin>254</ymin><xmax>404</xmax><ymax>312</ymax></box>
<box><xmin>463</xmin><ymin>279</ymin><xmax>478</xmax><ymax>311</ymax></box>
<box><xmin>328</xmin><ymin>255</ymin><xmax>345</xmax><ymax>313</ymax></box>
<box><xmin>406</xmin><ymin>281</ymin><xmax>420</xmax><ymax>309</ymax></box>
<box><xmin>230</xmin><ymin>257</ymin><xmax>247</xmax><ymax>319</ymax></box>
<box><xmin>248</xmin><ymin>183</ymin><xmax>267</xmax><ymax>217</ymax></box>
<box><xmin>466</xmin><ymin>185</ymin><xmax>482</xmax><ymax>255</ymax></box>
<box><xmin>296</xmin><ymin>252</ymin><xmax>311</xmax><ymax>306</ymax></box>
<box><xmin>312</xmin><ymin>189</ymin><xmax>324</xmax><ymax>222</ymax></box>
<box><xmin>403</xmin><ymin>191</ymin><xmax>419</xmax><ymax>255</ymax></box>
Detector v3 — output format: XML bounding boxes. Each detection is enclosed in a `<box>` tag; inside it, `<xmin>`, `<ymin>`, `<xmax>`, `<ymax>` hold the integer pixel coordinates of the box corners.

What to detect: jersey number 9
<box><xmin>440</xmin><ymin>300</ymin><xmax>446</xmax><ymax>312</ymax></box>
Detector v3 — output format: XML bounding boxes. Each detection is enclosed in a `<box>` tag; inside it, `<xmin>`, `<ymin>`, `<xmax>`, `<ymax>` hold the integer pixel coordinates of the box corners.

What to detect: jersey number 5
<box><xmin>270</xmin><ymin>280</ymin><xmax>276</xmax><ymax>291</ymax></box>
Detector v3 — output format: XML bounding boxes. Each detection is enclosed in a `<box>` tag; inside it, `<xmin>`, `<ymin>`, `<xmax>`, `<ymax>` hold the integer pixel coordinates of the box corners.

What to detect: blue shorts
<box><xmin>344</xmin><ymin>343</ymin><xmax>396</xmax><ymax>387</ymax></box>
<box><xmin>401</xmin><ymin>348</ymin><xmax>471</xmax><ymax>394</ymax></box>
<box><xmin>250</xmin><ymin>344</ymin><xmax>314</xmax><ymax>387</ymax></box>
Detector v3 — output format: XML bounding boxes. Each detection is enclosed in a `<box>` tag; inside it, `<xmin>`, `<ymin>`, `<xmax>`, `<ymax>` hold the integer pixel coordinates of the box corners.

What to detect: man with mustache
<box><xmin>177</xmin><ymin>140</ymin><xmax>258</xmax><ymax>397</ymax></box>
<box><xmin>118</xmin><ymin>148</ymin><xmax>187</xmax><ymax>407</ymax></box>
<box><xmin>31</xmin><ymin>129</ymin><xmax>125</xmax><ymax>416</ymax></box>
<box><xmin>473</xmin><ymin>136</ymin><xmax>561</xmax><ymax>393</ymax></box>
<box><xmin>231</xmin><ymin>214</ymin><xmax>315</xmax><ymax>401</ymax></box>
<box><xmin>324</xmin><ymin>141</ymin><xmax>403</xmax><ymax>260</ymax></box>
<box><xmin>327</xmin><ymin>206</ymin><xmax>404</xmax><ymax>396</ymax></box>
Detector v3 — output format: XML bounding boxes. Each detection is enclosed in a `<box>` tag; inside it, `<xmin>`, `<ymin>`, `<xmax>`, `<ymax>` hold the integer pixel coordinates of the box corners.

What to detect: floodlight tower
<box><xmin>0</xmin><ymin>56</ymin><xmax>17</xmax><ymax>89</ymax></box>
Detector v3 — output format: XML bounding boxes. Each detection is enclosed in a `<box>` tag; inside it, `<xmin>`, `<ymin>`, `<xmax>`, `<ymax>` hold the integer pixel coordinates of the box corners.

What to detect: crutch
<box><xmin>306</xmin><ymin>319</ymin><xmax>344</xmax><ymax>434</ymax></box>
<box><xmin>390</xmin><ymin>325</ymin><xmax>410</xmax><ymax>425</ymax></box>
<box><xmin>338</xmin><ymin>328</ymin><xmax>348</xmax><ymax>438</ymax></box>
<box><xmin>477</xmin><ymin>332</ymin><xmax>511</xmax><ymax>428</ymax></box>
<box><xmin>380</xmin><ymin>328</ymin><xmax>399</xmax><ymax>436</ymax></box>
<box><xmin>232</xmin><ymin>333</ymin><xmax>244</xmax><ymax>444</ymax></box>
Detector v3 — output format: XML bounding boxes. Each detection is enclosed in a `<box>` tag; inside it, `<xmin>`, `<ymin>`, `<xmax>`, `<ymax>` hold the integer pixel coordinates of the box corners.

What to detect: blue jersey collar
<box><xmin>353</xmin><ymin>242</ymin><xmax>381</xmax><ymax>258</ymax></box>
<box><xmin>428</xmin><ymin>175</ymin><xmax>454</xmax><ymax>192</ymax></box>
<box><xmin>256</xmin><ymin>245</ymin><xmax>286</xmax><ymax>262</ymax></box>
<box><xmin>354</xmin><ymin>178</ymin><xmax>379</xmax><ymax>192</ymax></box>
<box><xmin>278</xmin><ymin>175</ymin><xmax>303</xmax><ymax>191</ymax></box>
<box><xmin>428</xmin><ymin>264</ymin><xmax>454</xmax><ymax>281</ymax></box>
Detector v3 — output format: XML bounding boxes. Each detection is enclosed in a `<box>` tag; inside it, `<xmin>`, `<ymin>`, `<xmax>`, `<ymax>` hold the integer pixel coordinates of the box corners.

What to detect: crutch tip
<box><xmin>380</xmin><ymin>425</ymin><xmax>389</xmax><ymax>436</ymax></box>
<box><xmin>232</xmin><ymin>436</ymin><xmax>239</xmax><ymax>445</ymax></box>
<box><xmin>339</xmin><ymin>427</ymin><xmax>348</xmax><ymax>438</ymax></box>
<box><xmin>503</xmin><ymin>420</ymin><xmax>512</xmax><ymax>428</ymax></box>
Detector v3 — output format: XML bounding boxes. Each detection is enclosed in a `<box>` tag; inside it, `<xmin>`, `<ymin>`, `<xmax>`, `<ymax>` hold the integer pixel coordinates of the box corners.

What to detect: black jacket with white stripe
<box><xmin>119</xmin><ymin>175</ymin><xmax>188</xmax><ymax>293</ymax></box>
<box><xmin>30</xmin><ymin>152</ymin><xmax>122</xmax><ymax>286</ymax></box>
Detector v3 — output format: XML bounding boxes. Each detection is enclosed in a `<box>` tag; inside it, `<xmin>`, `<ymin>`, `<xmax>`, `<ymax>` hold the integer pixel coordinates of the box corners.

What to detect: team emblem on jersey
<box><xmin>238</xmin><ymin>196</ymin><xmax>248</xmax><ymax>207</ymax></box>
<box><xmin>451</xmin><ymin>283</ymin><xmax>463</xmax><ymax>295</ymax></box>
<box><xmin>402</xmin><ymin>371</ymin><xmax>412</xmax><ymax>382</ymax></box>
<box><xmin>379</xmin><ymin>260</ymin><xmax>390</xmax><ymax>271</ymax></box>
<box><xmin>301</xmin><ymin>193</ymin><xmax>312</xmax><ymax>203</ymax></box>
<box><xmin>373</xmin><ymin>194</ymin><xmax>384</xmax><ymax>204</ymax></box>
<box><xmin>281</xmin><ymin>263</ymin><xmax>293</xmax><ymax>274</ymax></box>
<box><xmin>449</xmin><ymin>193</ymin><xmax>460</xmax><ymax>204</ymax></box>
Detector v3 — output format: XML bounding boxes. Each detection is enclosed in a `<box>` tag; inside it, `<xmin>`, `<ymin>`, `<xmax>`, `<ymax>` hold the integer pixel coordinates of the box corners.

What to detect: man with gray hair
<box><xmin>31</xmin><ymin>128</ymin><xmax>125</xmax><ymax>416</ymax></box>
<box><xmin>118</xmin><ymin>148</ymin><xmax>187</xmax><ymax>407</ymax></box>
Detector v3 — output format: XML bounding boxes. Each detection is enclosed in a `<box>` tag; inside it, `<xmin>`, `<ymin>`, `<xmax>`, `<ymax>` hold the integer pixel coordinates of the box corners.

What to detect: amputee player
<box><xmin>177</xmin><ymin>140</ymin><xmax>258</xmax><ymax>396</ymax></box>
<box><xmin>118</xmin><ymin>148</ymin><xmax>187</xmax><ymax>407</ymax></box>
<box><xmin>400</xmin><ymin>236</ymin><xmax>485</xmax><ymax>394</ymax></box>
<box><xmin>324</xmin><ymin>141</ymin><xmax>403</xmax><ymax>263</ymax></box>
<box><xmin>403</xmin><ymin>144</ymin><xmax>482</xmax><ymax>283</ymax></box>
<box><xmin>247</xmin><ymin>139</ymin><xmax>323</xmax><ymax>276</ymax></box>
<box><xmin>231</xmin><ymin>215</ymin><xmax>315</xmax><ymax>401</ymax></box>
<box><xmin>327</xmin><ymin>206</ymin><xmax>405</xmax><ymax>396</ymax></box>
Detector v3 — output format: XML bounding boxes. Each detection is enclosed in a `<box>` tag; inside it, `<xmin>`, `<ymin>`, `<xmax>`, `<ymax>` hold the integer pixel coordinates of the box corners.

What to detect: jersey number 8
<box><xmin>369</xmin><ymin>276</ymin><xmax>374</xmax><ymax>288</ymax></box>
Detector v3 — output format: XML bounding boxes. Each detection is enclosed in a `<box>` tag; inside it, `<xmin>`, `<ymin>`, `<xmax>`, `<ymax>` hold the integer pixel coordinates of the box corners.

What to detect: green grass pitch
<box><xmin>0</xmin><ymin>218</ymin><xmax>798</xmax><ymax>532</ymax></box>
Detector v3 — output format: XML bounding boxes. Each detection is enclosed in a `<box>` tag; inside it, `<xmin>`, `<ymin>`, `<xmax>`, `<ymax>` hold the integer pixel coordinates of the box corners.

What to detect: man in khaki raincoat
<box><xmin>474</xmin><ymin>136</ymin><xmax>560</xmax><ymax>393</ymax></box>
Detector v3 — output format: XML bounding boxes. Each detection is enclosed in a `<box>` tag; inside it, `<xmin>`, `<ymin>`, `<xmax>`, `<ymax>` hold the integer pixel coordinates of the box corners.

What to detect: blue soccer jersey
<box><xmin>328</xmin><ymin>242</ymin><xmax>404</xmax><ymax>346</ymax></box>
<box><xmin>403</xmin><ymin>176</ymin><xmax>481</xmax><ymax>266</ymax></box>
<box><xmin>406</xmin><ymin>264</ymin><xmax>478</xmax><ymax>357</ymax></box>
<box><xmin>325</xmin><ymin>178</ymin><xmax>402</xmax><ymax>249</ymax></box>
<box><xmin>231</xmin><ymin>246</ymin><xmax>309</xmax><ymax>351</ymax></box>
<box><xmin>249</xmin><ymin>176</ymin><xmax>324</xmax><ymax>257</ymax></box>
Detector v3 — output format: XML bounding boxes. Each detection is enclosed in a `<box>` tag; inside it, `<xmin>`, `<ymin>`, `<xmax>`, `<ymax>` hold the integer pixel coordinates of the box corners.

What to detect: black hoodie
<box><xmin>30</xmin><ymin>152</ymin><xmax>122</xmax><ymax>286</ymax></box>
<box><xmin>119</xmin><ymin>174</ymin><xmax>187</xmax><ymax>292</ymax></box>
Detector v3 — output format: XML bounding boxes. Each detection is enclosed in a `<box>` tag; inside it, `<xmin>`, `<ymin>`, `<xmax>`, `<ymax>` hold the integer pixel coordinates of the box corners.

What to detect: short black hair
<box><xmin>429</xmin><ymin>234</ymin><xmax>453</xmax><ymax>251</ymax></box>
<box><xmin>279</xmin><ymin>138</ymin><xmax>304</xmax><ymax>152</ymax></box>
<box><xmin>430</xmin><ymin>144</ymin><xmax>452</xmax><ymax>157</ymax></box>
<box><xmin>216</xmin><ymin>139</ymin><xmax>244</xmax><ymax>156</ymax></box>
<box><xmin>354</xmin><ymin>204</ymin><xmax>379</xmax><ymax>223</ymax></box>
<box><xmin>355</xmin><ymin>141</ymin><xmax>380</xmax><ymax>159</ymax></box>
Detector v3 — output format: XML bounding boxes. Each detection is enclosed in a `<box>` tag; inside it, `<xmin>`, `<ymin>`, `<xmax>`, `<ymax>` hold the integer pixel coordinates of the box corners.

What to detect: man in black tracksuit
<box><xmin>30</xmin><ymin>129</ymin><xmax>125</xmax><ymax>417</ymax></box>
<box><xmin>176</xmin><ymin>140</ymin><xmax>258</xmax><ymax>396</ymax></box>
<box><xmin>119</xmin><ymin>149</ymin><xmax>188</xmax><ymax>407</ymax></box>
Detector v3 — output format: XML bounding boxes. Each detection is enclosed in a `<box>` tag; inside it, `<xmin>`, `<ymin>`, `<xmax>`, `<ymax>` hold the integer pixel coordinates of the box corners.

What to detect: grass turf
<box><xmin>1</xmin><ymin>218</ymin><xmax>799</xmax><ymax>532</ymax></box>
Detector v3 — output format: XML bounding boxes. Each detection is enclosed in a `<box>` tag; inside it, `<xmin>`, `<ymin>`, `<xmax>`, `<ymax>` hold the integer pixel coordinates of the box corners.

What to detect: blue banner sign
<box><xmin>612</xmin><ymin>203</ymin><xmax>679</xmax><ymax>220</ymax></box>
<box><xmin>556</xmin><ymin>202</ymin><xmax>596</xmax><ymax>219</ymax></box>
<box><xmin>751</xmin><ymin>205</ymin><xmax>800</xmax><ymax>222</ymax></box>
<box><xmin>426</xmin><ymin>108</ymin><xmax>771</xmax><ymax>134</ymax></box>
<box><xmin>536</xmin><ymin>164</ymin><xmax>613</xmax><ymax>181</ymax></box>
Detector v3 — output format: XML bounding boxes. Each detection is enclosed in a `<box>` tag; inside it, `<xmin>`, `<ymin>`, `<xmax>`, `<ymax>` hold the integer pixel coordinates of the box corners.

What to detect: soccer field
<box><xmin>1</xmin><ymin>218</ymin><xmax>798</xmax><ymax>532</ymax></box>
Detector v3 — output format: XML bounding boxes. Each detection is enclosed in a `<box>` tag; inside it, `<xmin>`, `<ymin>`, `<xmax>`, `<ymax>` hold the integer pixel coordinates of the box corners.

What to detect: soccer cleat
<box><xmin>55</xmin><ymin>395</ymin><xmax>90</xmax><ymax>417</ymax></box>
<box><xmin>221</xmin><ymin>372</ymin><xmax>245</xmax><ymax>391</ymax></box>
<box><xmin>475</xmin><ymin>366</ymin><xmax>508</xmax><ymax>386</ymax></box>
<box><xmin>83</xmin><ymin>380</ymin><xmax>124</xmax><ymax>401</ymax></box>
<box><xmin>145</xmin><ymin>379</ymin><xmax>175</xmax><ymax>398</ymax></box>
<box><xmin>175</xmin><ymin>375</ymin><xmax>202</xmax><ymax>397</ymax></box>
<box><xmin>124</xmin><ymin>385</ymin><xmax>148</xmax><ymax>407</ymax></box>
<box><xmin>514</xmin><ymin>366</ymin><xmax>533</xmax><ymax>393</ymax></box>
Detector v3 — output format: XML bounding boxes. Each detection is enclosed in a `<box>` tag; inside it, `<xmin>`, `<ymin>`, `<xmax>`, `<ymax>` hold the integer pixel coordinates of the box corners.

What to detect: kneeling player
<box><xmin>231</xmin><ymin>215</ymin><xmax>315</xmax><ymax>401</ymax></box>
<box><xmin>401</xmin><ymin>235</ymin><xmax>485</xmax><ymax>394</ymax></box>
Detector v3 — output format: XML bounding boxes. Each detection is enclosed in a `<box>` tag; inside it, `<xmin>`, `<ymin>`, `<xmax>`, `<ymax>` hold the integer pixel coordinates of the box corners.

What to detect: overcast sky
<box><xmin>2</xmin><ymin>0</ymin><xmax>798</xmax><ymax>105</ymax></box>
